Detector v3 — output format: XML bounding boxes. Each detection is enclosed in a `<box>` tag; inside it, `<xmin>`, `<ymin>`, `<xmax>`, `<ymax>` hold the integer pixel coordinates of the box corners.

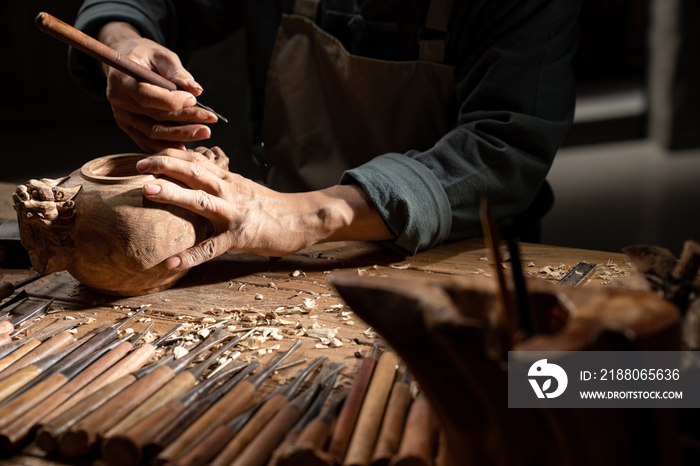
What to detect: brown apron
<box><xmin>262</xmin><ymin>0</ymin><xmax>457</xmax><ymax>193</ymax></box>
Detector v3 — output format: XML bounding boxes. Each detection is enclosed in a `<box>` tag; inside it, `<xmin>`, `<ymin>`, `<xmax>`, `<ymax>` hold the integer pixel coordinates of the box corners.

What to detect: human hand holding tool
<box><xmin>35</xmin><ymin>12</ymin><xmax>227</xmax><ymax>153</ymax></box>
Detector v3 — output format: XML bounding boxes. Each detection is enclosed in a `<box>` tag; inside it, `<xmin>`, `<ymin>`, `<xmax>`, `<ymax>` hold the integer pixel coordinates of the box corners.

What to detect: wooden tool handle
<box><xmin>175</xmin><ymin>423</ymin><xmax>237</xmax><ymax>466</ymax></box>
<box><xmin>36</xmin><ymin>374</ymin><xmax>136</xmax><ymax>454</ymax></box>
<box><xmin>0</xmin><ymin>372</ymin><xmax>67</xmax><ymax>430</ymax></box>
<box><xmin>227</xmin><ymin>404</ymin><xmax>302</xmax><ymax>466</ymax></box>
<box><xmin>344</xmin><ymin>352</ymin><xmax>399</xmax><ymax>466</ymax></box>
<box><xmin>371</xmin><ymin>382</ymin><xmax>413</xmax><ymax>466</ymax></box>
<box><xmin>0</xmin><ymin>339</ymin><xmax>41</xmax><ymax>374</ymax></box>
<box><xmin>0</xmin><ymin>330</ymin><xmax>73</xmax><ymax>379</ymax></box>
<box><xmin>103</xmin><ymin>399</ymin><xmax>186</xmax><ymax>466</ymax></box>
<box><xmin>35</xmin><ymin>12</ymin><xmax>177</xmax><ymax>91</ymax></box>
<box><xmin>44</xmin><ymin>343</ymin><xmax>154</xmax><ymax>423</ymax></box>
<box><xmin>63</xmin><ymin>365</ymin><xmax>173</xmax><ymax>457</ymax></box>
<box><xmin>389</xmin><ymin>395</ymin><xmax>439</xmax><ymax>466</ymax></box>
<box><xmin>105</xmin><ymin>370</ymin><xmax>195</xmax><ymax>439</ymax></box>
<box><xmin>0</xmin><ymin>365</ymin><xmax>41</xmax><ymax>403</ymax></box>
<box><xmin>146</xmin><ymin>397</ymin><xmax>212</xmax><ymax>458</ymax></box>
<box><xmin>189</xmin><ymin>393</ymin><xmax>288</xmax><ymax>466</ymax></box>
<box><xmin>0</xmin><ymin>341</ymin><xmax>132</xmax><ymax>450</ymax></box>
<box><xmin>156</xmin><ymin>381</ymin><xmax>256</xmax><ymax>465</ymax></box>
<box><xmin>327</xmin><ymin>355</ymin><xmax>378</xmax><ymax>462</ymax></box>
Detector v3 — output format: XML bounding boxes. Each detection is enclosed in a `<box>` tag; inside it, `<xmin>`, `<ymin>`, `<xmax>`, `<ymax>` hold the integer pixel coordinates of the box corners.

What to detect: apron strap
<box><xmin>419</xmin><ymin>0</ymin><xmax>455</xmax><ymax>63</ymax></box>
<box><xmin>294</xmin><ymin>0</ymin><xmax>322</xmax><ymax>20</ymax></box>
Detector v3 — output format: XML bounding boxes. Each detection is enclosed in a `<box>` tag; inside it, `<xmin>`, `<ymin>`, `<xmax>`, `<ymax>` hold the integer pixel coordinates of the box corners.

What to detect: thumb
<box><xmin>165</xmin><ymin>234</ymin><xmax>230</xmax><ymax>270</ymax></box>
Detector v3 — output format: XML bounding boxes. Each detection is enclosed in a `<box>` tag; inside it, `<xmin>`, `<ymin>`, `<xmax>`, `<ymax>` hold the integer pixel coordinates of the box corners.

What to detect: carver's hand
<box><xmin>136</xmin><ymin>148</ymin><xmax>395</xmax><ymax>270</ymax></box>
<box><xmin>97</xmin><ymin>22</ymin><xmax>216</xmax><ymax>152</ymax></box>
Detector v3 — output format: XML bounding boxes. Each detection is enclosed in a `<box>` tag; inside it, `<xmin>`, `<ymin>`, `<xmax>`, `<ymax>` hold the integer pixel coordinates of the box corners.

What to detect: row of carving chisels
<box><xmin>0</xmin><ymin>298</ymin><xmax>441</xmax><ymax>466</ymax></box>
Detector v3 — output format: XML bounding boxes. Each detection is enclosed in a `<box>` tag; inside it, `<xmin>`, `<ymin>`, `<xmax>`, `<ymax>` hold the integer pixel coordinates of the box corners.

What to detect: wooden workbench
<box><xmin>0</xmin><ymin>182</ymin><xmax>633</xmax><ymax>465</ymax></box>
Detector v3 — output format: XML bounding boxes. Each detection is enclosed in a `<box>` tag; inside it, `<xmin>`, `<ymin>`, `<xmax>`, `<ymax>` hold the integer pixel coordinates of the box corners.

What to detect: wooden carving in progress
<box><xmin>13</xmin><ymin>148</ymin><xmax>228</xmax><ymax>296</ymax></box>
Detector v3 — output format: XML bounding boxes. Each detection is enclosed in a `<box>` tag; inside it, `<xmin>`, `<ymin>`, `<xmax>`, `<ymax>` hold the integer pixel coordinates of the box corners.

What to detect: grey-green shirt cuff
<box><xmin>341</xmin><ymin>153</ymin><xmax>452</xmax><ymax>256</ymax></box>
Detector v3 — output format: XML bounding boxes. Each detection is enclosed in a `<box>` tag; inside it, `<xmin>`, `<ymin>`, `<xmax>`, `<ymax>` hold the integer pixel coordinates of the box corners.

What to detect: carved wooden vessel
<box><xmin>12</xmin><ymin>151</ymin><xmax>223</xmax><ymax>296</ymax></box>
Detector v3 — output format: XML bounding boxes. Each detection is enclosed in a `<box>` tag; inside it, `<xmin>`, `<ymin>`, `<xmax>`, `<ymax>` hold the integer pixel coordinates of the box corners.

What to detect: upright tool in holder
<box><xmin>35</xmin><ymin>12</ymin><xmax>229</xmax><ymax>123</ymax></box>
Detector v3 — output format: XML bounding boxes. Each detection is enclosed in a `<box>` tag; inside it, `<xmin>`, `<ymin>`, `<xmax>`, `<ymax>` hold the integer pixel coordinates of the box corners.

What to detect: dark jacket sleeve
<box><xmin>341</xmin><ymin>0</ymin><xmax>581</xmax><ymax>255</ymax></box>
<box><xmin>69</xmin><ymin>0</ymin><xmax>244</xmax><ymax>99</ymax></box>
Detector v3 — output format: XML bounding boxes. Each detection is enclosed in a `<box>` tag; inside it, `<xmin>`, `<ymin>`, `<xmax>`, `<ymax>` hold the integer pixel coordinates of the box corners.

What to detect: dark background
<box><xmin>2</xmin><ymin>0</ymin><xmax>698</xmax><ymax>254</ymax></box>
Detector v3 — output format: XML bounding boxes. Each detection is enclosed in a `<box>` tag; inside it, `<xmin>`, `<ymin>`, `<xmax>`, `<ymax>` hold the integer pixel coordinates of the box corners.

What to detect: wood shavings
<box><xmin>388</xmin><ymin>263</ymin><xmax>410</xmax><ymax>269</ymax></box>
<box><xmin>68</xmin><ymin>328</ymin><xmax>77</xmax><ymax>334</ymax></box>
<box><xmin>198</xmin><ymin>329</ymin><xmax>210</xmax><ymax>339</ymax></box>
<box><xmin>527</xmin><ymin>262</ymin><xmax>536</xmax><ymax>267</ymax></box>
<box><xmin>173</xmin><ymin>347</ymin><xmax>189</xmax><ymax>359</ymax></box>
<box><xmin>256</xmin><ymin>349</ymin><xmax>267</xmax><ymax>356</ymax></box>
<box><xmin>345</xmin><ymin>321</ymin><xmax>355</xmax><ymax>326</ymax></box>
<box><xmin>330</xmin><ymin>338</ymin><xmax>343</xmax><ymax>348</ymax></box>
<box><xmin>254</xmin><ymin>293</ymin><xmax>264</xmax><ymax>300</ymax></box>
<box><xmin>357</xmin><ymin>268</ymin><xmax>368</xmax><ymax>276</ymax></box>
<box><xmin>268</xmin><ymin>282</ymin><xmax>277</xmax><ymax>289</ymax></box>
<box><xmin>124</xmin><ymin>328</ymin><xmax>134</xmax><ymax>334</ymax></box>
<box><xmin>479</xmin><ymin>257</ymin><xmax>488</xmax><ymax>261</ymax></box>
<box><xmin>143</xmin><ymin>331</ymin><xmax>158</xmax><ymax>344</ymax></box>
<box><xmin>302</xmin><ymin>298</ymin><xmax>317</xmax><ymax>311</ymax></box>
<box><xmin>238</xmin><ymin>284</ymin><xmax>247</xmax><ymax>292</ymax></box>
<box><xmin>315</xmin><ymin>344</ymin><xmax>329</xmax><ymax>349</ymax></box>
<box><xmin>473</xmin><ymin>269</ymin><xmax>485</xmax><ymax>275</ymax></box>
<box><xmin>291</xmin><ymin>270</ymin><xmax>303</xmax><ymax>277</ymax></box>
<box><xmin>306</xmin><ymin>328</ymin><xmax>338</xmax><ymax>340</ymax></box>
<box><xmin>334</xmin><ymin>374</ymin><xmax>353</xmax><ymax>389</ymax></box>
<box><xmin>363</xmin><ymin>327</ymin><xmax>379</xmax><ymax>338</ymax></box>
<box><xmin>63</xmin><ymin>315</ymin><xmax>76</xmax><ymax>320</ymax></box>
<box><xmin>201</xmin><ymin>317</ymin><xmax>217</xmax><ymax>324</ymax></box>
<box><xmin>539</xmin><ymin>264</ymin><xmax>570</xmax><ymax>280</ymax></box>
<box><xmin>271</xmin><ymin>374</ymin><xmax>287</xmax><ymax>384</ymax></box>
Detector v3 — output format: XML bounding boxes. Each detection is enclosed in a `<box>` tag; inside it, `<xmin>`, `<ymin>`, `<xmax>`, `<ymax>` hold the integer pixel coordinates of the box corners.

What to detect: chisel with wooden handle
<box><xmin>102</xmin><ymin>361</ymin><xmax>251</xmax><ymax>466</ymax></box>
<box><xmin>40</xmin><ymin>322</ymin><xmax>169</xmax><ymax>425</ymax></box>
<box><xmin>327</xmin><ymin>341</ymin><xmax>381</xmax><ymax>463</ymax></box>
<box><xmin>389</xmin><ymin>394</ymin><xmax>439</xmax><ymax>466</ymax></box>
<box><xmin>274</xmin><ymin>389</ymin><xmax>348</xmax><ymax>466</ymax></box>
<box><xmin>37</xmin><ymin>353</ymin><xmax>173</xmax><ymax>454</ymax></box>
<box><xmin>60</xmin><ymin>329</ymin><xmax>230</xmax><ymax>457</ymax></box>
<box><xmin>344</xmin><ymin>351</ymin><xmax>399</xmax><ymax>466</ymax></box>
<box><xmin>103</xmin><ymin>328</ymin><xmax>251</xmax><ymax>440</ymax></box>
<box><xmin>144</xmin><ymin>360</ymin><xmax>258</xmax><ymax>460</ymax></box>
<box><xmin>155</xmin><ymin>339</ymin><xmax>302</xmax><ymax>465</ymax></box>
<box><xmin>176</xmin><ymin>356</ymin><xmax>329</xmax><ymax>466</ymax></box>
<box><xmin>224</xmin><ymin>371</ymin><xmax>338</xmax><ymax>466</ymax></box>
<box><xmin>370</xmin><ymin>370</ymin><xmax>413</xmax><ymax>466</ymax></box>
<box><xmin>0</xmin><ymin>334</ymin><xmax>133</xmax><ymax>451</ymax></box>
<box><xmin>0</xmin><ymin>338</ymin><xmax>83</xmax><ymax>403</ymax></box>
<box><xmin>0</xmin><ymin>319</ymin><xmax>83</xmax><ymax>375</ymax></box>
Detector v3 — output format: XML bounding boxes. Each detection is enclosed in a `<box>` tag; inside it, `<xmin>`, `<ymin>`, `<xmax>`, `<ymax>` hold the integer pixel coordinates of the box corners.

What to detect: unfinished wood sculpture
<box><xmin>13</xmin><ymin>148</ymin><xmax>228</xmax><ymax>296</ymax></box>
<box><xmin>330</xmin><ymin>273</ymin><xmax>681</xmax><ymax>466</ymax></box>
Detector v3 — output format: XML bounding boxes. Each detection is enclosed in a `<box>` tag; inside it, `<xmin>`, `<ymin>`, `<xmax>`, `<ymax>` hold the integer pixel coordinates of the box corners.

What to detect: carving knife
<box><xmin>35</xmin><ymin>12</ymin><xmax>228</xmax><ymax>123</ymax></box>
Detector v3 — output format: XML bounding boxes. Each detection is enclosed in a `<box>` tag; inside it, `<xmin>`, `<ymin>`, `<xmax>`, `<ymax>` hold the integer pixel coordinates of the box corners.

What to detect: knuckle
<box><xmin>194</xmin><ymin>190</ymin><xmax>210</xmax><ymax>210</ymax></box>
<box><xmin>190</xmin><ymin>162</ymin><xmax>206</xmax><ymax>179</ymax></box>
